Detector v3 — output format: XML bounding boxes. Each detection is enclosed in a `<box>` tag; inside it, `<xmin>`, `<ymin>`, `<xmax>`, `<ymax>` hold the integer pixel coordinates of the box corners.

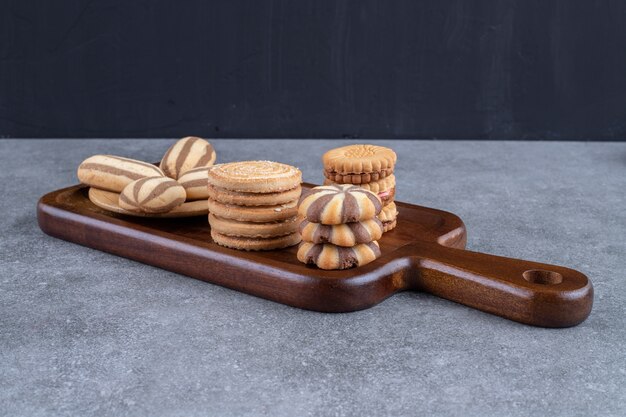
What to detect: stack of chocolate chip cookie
<box><xmin>207</xmin><ymin>161</ymin><xmax>303</xmax><ymax>251</ymax></box>
<box><xmin>297</xmin><ymin>184</ymin><xmax>383</xmax><ymax>270</ymax></box>
<box><xmin>323</xmin><ymin>144</ymin><xmax>398</xmax><ymax>232</ymax></box>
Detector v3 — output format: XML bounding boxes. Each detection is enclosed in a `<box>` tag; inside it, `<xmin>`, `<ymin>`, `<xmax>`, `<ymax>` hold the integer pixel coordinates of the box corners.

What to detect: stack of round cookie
<box><xmin>322</xmin><ymin>144</ymin><xmax>398</xmax><ymax>232</ymax></box>
<box><xmin>297</xmin><ymin>184</ymin><xmax>383</xmax><ymax>270</ymax></box>
<box><xmin>207</xmin><ymin>161</ymin><xmax>303</xmax><ymax>251</ymax></box>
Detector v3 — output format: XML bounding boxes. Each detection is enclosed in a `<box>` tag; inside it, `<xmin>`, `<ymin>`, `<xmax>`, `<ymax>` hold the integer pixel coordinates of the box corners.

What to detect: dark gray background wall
<box><xmin>1</xmin><ymin>0</ymin><xmax>625</xmax><ymax>140</ymax></box>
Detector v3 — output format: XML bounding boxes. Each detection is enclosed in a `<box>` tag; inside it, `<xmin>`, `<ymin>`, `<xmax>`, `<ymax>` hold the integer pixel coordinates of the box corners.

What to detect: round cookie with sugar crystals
<box><xmin>207</xmin><ymin>198</ymin><xmax>298</xmax><ymax>223</ymax></box>
<box><xmin>297</xmin><ymin>241</ymin><xmax>381</xmax><ymax>270</ymax></box>
<box><xmin>208</xmin><ymin>161</ymin><xmax>302</xmax><ymax>193</ymax></box>
<box><xmin>160</xmin><ymin>136</ymin><xmax>216</xmax><ymax>179</ymax></box>
<box><xmin>211</xmin><ymin>230</ymin><xmax>301</xmax><ymax>251</ymax></box>
<box><xmin>119</xmin><ymin>176</ymin><xmax>186</xmax><ymax>213</ymax></box>
<box><xmin>299</xmin><ymin>218</ymin><xmax>383</xmax><ymax>247</ymax></box>
<box><xmin>209</xmin><ymin>214</ymin><xmax>299</xmax><ymax>238</ymax></box>
<box><xmin>298</xmin><ymin>184</ymin><xmax>382</xmax><ymax>225</ymax></box>
<box><xmin>207</xmin><ymin>183</ymin><xmax>302</xmax><ymax>206</ymax></box>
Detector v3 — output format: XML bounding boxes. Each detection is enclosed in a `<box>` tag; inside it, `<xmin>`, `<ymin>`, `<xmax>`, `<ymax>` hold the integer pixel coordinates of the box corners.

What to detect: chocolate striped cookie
<box><xmin>160</xmin><ymin>136</ymin><xmax>216</xmax><ymax>179</ymax></box>
<box><xmin>298</xmin><ymin>184</ymin><xmax>382</xmax><ymax>225</ymax></box>
<box><xmin>299</xmin><ymin>218</ymin><xmax>383</xmax><ymax>247</ymax></box>
<box><xmin>119</xmin><ymin>177</ymin><xmax>186</xmax><ymax>213</ymax></box>
<box><xmin>297</xmin><ymin>241</ymin><xmax>381</xmax><ymax>270</ymax></box>
<box><xmin>78</xmin><ymin>155</ymin><xmax>165</xmax><ymax>193</ymax></box>
<box><xmin>177</xmin><ymin>166</ymin><xmax>209</xmax><ymax>200</ymax></box>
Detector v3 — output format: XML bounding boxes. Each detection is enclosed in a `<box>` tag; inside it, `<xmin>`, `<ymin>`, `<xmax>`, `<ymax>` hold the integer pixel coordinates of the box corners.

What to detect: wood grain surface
<box><xmin>38</xmin><ymin>184</ymin><xmax>593</xmax><ymax>327</ymax></box>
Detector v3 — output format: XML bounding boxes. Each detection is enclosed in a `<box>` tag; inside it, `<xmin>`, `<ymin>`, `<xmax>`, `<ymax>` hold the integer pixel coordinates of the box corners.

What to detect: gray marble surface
<box><xmin>1</xmin><ymin>139</ymin><xmax>625</xmax><ymax>417</ymax></box>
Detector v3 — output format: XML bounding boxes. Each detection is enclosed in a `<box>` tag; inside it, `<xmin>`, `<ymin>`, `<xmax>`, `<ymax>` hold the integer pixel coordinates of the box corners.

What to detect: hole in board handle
<box><xmin>522</xmin><ymin>269</ymin><xmax>563</xmax><ymax>285</ymax></box>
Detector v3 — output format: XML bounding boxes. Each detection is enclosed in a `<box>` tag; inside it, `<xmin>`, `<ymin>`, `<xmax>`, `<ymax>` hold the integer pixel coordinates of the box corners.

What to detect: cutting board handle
<box><xmin>406</xmin><ymin>242</ymin><xmax>593</xmax><ymax>327</ymax></box>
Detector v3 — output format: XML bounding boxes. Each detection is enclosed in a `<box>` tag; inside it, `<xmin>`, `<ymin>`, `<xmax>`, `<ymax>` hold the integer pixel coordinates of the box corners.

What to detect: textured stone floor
<box><xmin>1</xmin><ymin>139</ymin><xmax>625</xmax><ymax>416</ymax></box>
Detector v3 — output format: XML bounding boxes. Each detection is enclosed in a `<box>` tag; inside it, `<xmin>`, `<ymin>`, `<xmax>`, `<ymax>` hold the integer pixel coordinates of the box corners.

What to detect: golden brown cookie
<box><xmin>177</xmin><ymin>166</ymin><xmax>209</xmax><ymax>200</ymax></box>
<box><xmin>298</xmin><ymin>184</ymin><xmax>382</xmax><ymax>225</ymax></box>
<box><xmin>209</xmin><ymin>214</ymin><xmax>299</xmax><ymax>238</ymax></box>
<box><xmin>378</xmin><ymin>187</ymin><xmax>395</xmax><ymax>206</ymax></box>
<box><xmin>299</xmin><ymin>218</ymin><xmax>383</xmax><ymax>247</ymax></box>
<box><xmin>323</xmin><ymin>168</ymin><xmax>394</xmax><ymax>185</ymax></box>
<box><xmin>207</xmin><ymin>198</ymin><xmax>298</xmax><ymax>222</ymax></box>
<box><xmin>324</xmin><ymin>175</ymin><xmax>395</xmax><ymax>205</ymax></box>
<box><xmin>323</xmin><ymin>144</ymin><xmax>397</xmax><ymax>173</ymax></box>
<box><xmin>118</xmin><ymin>177</ymin><xmax>186</xmax><ymax>213</ymax></box>
<box><xmin>208</xmin><ymin>161</ymin><xmax>301</xmax><ymax>193</ymax></box>
<box><xmin>207</xmin><ymin>183</ymin><xmax>302</xmax><ymax>206</ymax></box>
<box><xmin>325</xmin><ymin>175</ymin><xmax>396</xmax><ymax>194</ymax></box>
<box><xmin>160</xmin><ymin>136</ymin><xmax>216</xmax><ymax>179</ymax></box>
<box><xmin>211</xmin><ymin>230</ymin><xmax>301</xmax><ymax>251</ymax></box>
<box><xmin>297</xmin><ymin>241</ymin><xmax>381</xmax><ymax>270</ymax></box>
<box><xmin>378</xmin><ymin>202</ymin><xmax>398</xmax><ymax>232</ymax></box>
<box><xmin>78</xmin><ymin>155</ymin><xmax>165</xmax><ymax>193</ymax></box>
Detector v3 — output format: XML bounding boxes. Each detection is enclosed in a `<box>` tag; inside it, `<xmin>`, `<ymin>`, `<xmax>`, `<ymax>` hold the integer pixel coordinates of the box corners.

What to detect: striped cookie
<box><xmin>209</xmin><ymin>214</ymin><xmax>299</xmax><ymax>238</ymax></box>
<box><xmin>297</xmin><ymin>241</ymin><xmax>381</xmax><ymax>270</ymax></box>
<box><xmin>298</xmin><ymin>184</ymin><xmax>382</xmax><ymax>225</ymax></box>
<box><xmin>211</xmin><ymin>230</ymin><xmax>301</xmax><ymax>251</ymax></box>
<box><xmin>299</xmin><ymin>218</ymin><xmax>383</xmax><ymax>247</ymax></box>
<box><xmin>208</xmin><ymin>161</ymin><xmax>302</xmax><ymax>193</ymax></box>
<box><xmin>78</xmin><ymin>155</ymin><xmax>165</xmax><ymax>193</ymax></box>
<box><xmin>160</xmin><ymin>136</ymin><xmax>216</xmax><ymax>179</ymax></box>
<box><xmin>207</xmin><ymin>183</ymin><xmax>302</xmax><ymax>206</ymax></box>
<box><xmin>177</xmin><ymin>167</ymin><xmax>209</xmax><ymax>200</ymax></box>
<box><xmin>119</xmin><ymin>177</ymin><xmax>186</xmax><ymax>213</ymax></box>
<box><xmin>207</xmin><ymin>198</ymin><xmax>298</xmax><ymax>222</ymax></box>
<box><xmin>378</xmin><ymin>202</ymin><xmax>398</xmax><ymax>232</ymax></box>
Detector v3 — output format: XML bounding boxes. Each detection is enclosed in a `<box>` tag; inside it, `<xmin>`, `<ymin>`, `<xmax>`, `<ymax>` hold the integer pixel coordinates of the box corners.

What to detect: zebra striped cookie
<box><xmin>119</xmin><ymin>177</ymin><xmax>186</xmax><ymax>213</ymax></box>
<box><xmin>160</xmin><ymin>136</ymin><xmax>216</xmax><ymax>179</ymax></box>
<box><xmin>178</xmin><ymin>167</ymin><xmax>209</xmax><ymax>200</ymax></box>
<box><xmin>299</xmin><ymin>218</ymin><xmax>383</xmax><ymax>247</ymax></box>
<box><xmin>324</xmin><ymin>175</ymin><xmax>395</xmax><ymax>206</ymax></box>
<box><xmin>77</xmin><ymin>155</ymin><xmax>165</xmax><ymax>193</ymax></box>
<box><xmin>297</xmin><ymin>241</ymin><xmax>381</xmax><ymax>270</ymax></box>
<box><xmin>298</xmin><ymin>184</ymin><xmax>382</xmax><ymax>225</ymax></box>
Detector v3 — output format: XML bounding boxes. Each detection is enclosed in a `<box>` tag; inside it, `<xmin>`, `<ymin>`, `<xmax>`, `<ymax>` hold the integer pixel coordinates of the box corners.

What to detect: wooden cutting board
<box><xmin>37</xmin><ymin>184</ymin><xmax>593</xmax><ymax>327</ymax></box>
